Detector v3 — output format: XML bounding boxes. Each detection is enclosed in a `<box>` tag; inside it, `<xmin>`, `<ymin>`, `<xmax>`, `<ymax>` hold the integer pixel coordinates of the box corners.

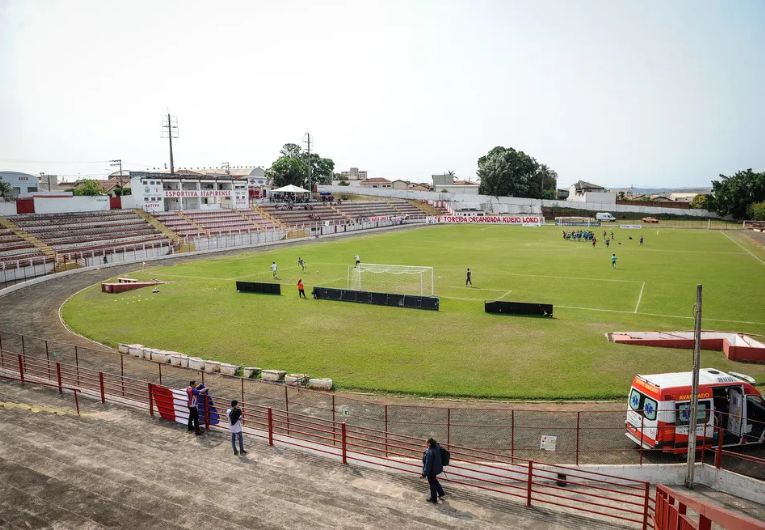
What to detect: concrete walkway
<box><xmin>0</xmin><ymin>380</ymin><xmax>624</xmax><ymax>529</ymax></box>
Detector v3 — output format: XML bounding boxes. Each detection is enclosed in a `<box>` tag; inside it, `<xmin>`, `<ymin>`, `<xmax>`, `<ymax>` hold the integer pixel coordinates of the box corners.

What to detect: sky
<box><xmin>1</xmin><ymin>0</ymin><xmax>764</xmax><ymax>187</ymax></box>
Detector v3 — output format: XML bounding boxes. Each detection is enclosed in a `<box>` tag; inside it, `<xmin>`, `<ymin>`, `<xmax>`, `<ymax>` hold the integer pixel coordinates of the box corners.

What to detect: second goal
<box><xmin>347</xmin><ymin>264</ymin><xmax>435</xmax><ymax>296</ymax></box>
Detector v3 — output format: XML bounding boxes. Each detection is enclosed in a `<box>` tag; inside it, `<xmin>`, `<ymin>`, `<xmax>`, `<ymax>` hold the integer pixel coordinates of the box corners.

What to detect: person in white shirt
<box><xmin>354</xmin><ymin>255</ymin><xmax>360</xmax><ymax>268</ymax></box>
<box><xmin>227</xmin><ymin>400</ymin><xmax>247</xmax><ymax>456</ymax></box>
<box><xmin>271</xmin><ymin>261</ymin><xmax>278</xmax><ymax>279</ymax></box>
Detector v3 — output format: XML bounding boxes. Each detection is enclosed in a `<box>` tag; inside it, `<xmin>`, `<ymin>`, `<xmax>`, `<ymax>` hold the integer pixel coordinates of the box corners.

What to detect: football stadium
<box><xmin>4</xmin><ymin>2</ymin><xmax>765</xmax><ymax>528</ymax></box>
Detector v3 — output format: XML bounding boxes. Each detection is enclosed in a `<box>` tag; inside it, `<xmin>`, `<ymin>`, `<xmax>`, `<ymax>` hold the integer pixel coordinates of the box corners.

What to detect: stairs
<box><xmin>232</xmin><ymin>208</ymin><xmax>263</xmax><ymax>231</ymax></box>
<box><xmin>328</xmin><ymin>203</ymin><xmax>353</xmax><ymax>222</ymax></box>
<box><xmin>176</xmin><ymin>210</ymin><xmax>210</xmax><ymax>238</ymax></box>
<box><xmin>0</xmin><ymin>380</ymin><xmax>630</xmax><ymax>530</ymax></box>
<box><xmin>134</xmin><ymin>209</ymin><xmax>194</xmax><ymax>252</ymax></box>
<box><xmin>0</xmin><ymin>214</ymin><xmax>56</xmax><ymax>259</ymax></box>
<box><xmin>411</xmin><ymin>200</ymin><xmax>440</xmax><ymax>216</ymax></box>
<box><xmin>252</xmin><ymin>205</ymin><xmax>286</xmax><ymax>230</ymax></box>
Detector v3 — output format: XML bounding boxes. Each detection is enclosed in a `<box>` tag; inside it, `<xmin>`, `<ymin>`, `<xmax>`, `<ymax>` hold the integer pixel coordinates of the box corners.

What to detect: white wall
<box><xmin>0</xmin><ymin>201</ymin><xmax>16</xmax><ymax>215</ymax></box>
<box><xmin>33</xmin><ymin>196</ymin><xmax>110</xmax><ymax>214</ymax></box>
<box><xmin>319</xmin><ymin>185</ymin><xmax>715</xmax><ymax>218</ymax></box>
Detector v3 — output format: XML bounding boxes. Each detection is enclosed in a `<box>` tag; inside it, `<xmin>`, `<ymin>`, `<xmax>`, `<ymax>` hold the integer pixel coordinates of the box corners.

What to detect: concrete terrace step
<box><xmin>0</xmin><ymin>381</ymin><xmax>622</xmax><ymax>529</ymax></box>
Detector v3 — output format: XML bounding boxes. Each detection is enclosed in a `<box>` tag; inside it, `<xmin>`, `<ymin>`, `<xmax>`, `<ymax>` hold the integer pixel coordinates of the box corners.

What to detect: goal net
<box><xmin>348</xmin><ymin>264</ymin><xmax>435</xmax><ymax>296</ymax></box>
<box><xmin>743</xmin><ymin>220</ymin><xmax>765</xmax><ymax>232</ymax></box>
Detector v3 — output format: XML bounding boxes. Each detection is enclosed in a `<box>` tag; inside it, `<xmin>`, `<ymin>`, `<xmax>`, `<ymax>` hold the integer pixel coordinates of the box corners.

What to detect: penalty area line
<box><xmin>557</xmin><ymin>304</ymin><xmax>765</xmax><ymax>326</ymax></box>
<box><xmin>634</xmin><ymin>282</ymin><xmax>645</xmax><ymax>314</ymax></box>
<box><xmin>721</xmin><ymin>231</ymin><xmax>765</xmax><ymax>266</ymax></box>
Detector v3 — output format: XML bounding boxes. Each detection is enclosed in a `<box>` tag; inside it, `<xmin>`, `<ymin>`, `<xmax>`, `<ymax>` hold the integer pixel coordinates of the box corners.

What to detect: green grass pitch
<box><xmin>62</xmin><ymin>225</ymin><xmax>765</xmax><ymax>399</ymax></box>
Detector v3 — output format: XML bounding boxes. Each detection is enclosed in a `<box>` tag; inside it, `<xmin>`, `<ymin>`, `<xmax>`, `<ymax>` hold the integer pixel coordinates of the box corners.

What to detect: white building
<box><xmin>432</xmin><ymin>174</ymin><xmax>480</xmax><ymax>195</ymax></box>
<box><xmin>0</xmin><ymin>171</ymin><xmax>38</xmax><ymax>197</ymax></box>
<box><xmin>129</xmin><ymin>172</ymin><xmax>248</xmax><ymax>212</ymax></box>
<box><xmin>566</xmin><ymin>180</ymin><xmax>616</xmax><ymax>205</ymax></box>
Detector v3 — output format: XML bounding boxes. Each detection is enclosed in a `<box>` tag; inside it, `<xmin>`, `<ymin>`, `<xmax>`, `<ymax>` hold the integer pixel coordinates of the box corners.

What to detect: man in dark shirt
<box><xmin>422</xmin><ymin>438</ymin><xmax>445</xmax><ymax>503</ymax></box>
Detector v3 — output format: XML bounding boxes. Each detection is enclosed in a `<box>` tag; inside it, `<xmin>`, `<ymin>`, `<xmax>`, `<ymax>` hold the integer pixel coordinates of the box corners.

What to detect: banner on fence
<box><xmin>427</xmin><ymin>215</ymin><xmax>544</xmax><ymax>225</ymax></box>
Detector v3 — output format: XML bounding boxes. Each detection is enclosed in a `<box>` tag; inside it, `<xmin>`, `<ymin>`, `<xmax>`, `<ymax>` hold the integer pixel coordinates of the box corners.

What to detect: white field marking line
<box><xmin>557</xmin><ymin>304</ymin><xmax>765</xmax><ymax>326</ymax></box>
<box><xmin>448</xmin><ymin>286</ymin><xmax>511</xmax><ymax>292</ymax></box>
<box><xmin>435</xmin><ymin>267</ymin><xmax>642</xmax><ymax>284</ymax></box>
<box><xmin>498</xmin><ymin>289</ymin><xmax>513</xmax><ymax>300</ymax></box>
<box><xmin>439</xmin><ymin>295</ymin><xmax>487</xmax><ymax>302</ymax></box>
<box><xmin>634</xmin><ymin>282</ymin><xmax>645</xmax><ymax>314</ymax></box>
<box><xmin>721</xmin><ymin>231</ymin><xmax>765</xmax><ymax>265</ymax></box>
<box><xmin>152</xmin><ymin>273</ymin><xmax>233</xmax><ymax>281</ymax></box>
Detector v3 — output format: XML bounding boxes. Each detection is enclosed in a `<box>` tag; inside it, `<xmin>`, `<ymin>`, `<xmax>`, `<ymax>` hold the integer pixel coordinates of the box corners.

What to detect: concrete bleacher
<box><xmin>0</xmin><ymin>380</ymin><xmax>621</xmax><ymax>529</ymax></box>
<box><xmin>336</xmin><ymin>200</ymin><xmax>409</xmax><ymax>220</ymax></box>
<box><xmin>0</xmin><ymin>228</ymin><xmax>46</xmax><ymax>267</ymax></box>
<box><xmin>258</xmin><ymin>203</ymin><xmax>349</xmax><ymax>227</ymax></box>
<box><xmin>10</xmin><ymin>210</ymin><xmax>170</xmax><ymax>259</ymax></box>
<box><xmin>154</xmin><ymin>209</ymin><xmax>275</xmax><ymax>237</ymax></box>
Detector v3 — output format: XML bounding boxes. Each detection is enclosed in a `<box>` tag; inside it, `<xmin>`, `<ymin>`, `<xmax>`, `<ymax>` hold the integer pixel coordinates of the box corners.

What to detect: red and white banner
<box><xmin>150</xmin><ymin>386</ymin><xmax>220</xmax><ymax>426</ymax></box>
<box><xmin>164</xmin><ymin>190</ymin><xmax>230</xmax><ymax>198</ymax></box>
<box><xmin>427</xmin><ymin>215</ymin><xmax>544</xmax><ymax>225</ymax></box>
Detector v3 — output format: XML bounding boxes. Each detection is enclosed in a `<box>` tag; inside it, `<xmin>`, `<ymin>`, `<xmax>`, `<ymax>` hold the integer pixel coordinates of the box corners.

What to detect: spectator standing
<box><xmin>422</xmin><ymin>438</ymin><xmax>446</xmax><ymax>503</ymax></box>
<box><xmin>186</xmin><ymin>380</ymin><xmax>207</xmax><ymax>435</ymax></box>
<box><xmin>227</xmin><ymin>400</ymin><xmax>247</xmax><ymax>455</ymax></box>
<box><xmin>297</xmin><ymin>279</ymin><xmax>306</xmax><ymax>299</ymax></box>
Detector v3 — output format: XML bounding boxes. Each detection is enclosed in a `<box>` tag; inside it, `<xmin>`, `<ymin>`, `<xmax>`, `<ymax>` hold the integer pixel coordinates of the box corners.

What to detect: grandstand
<box><xmin>257</xmin><ymin>202</ymin><xmax>349</xmax><ymax>226</ymax></box>
<box><xmin>9</xmin><ymin>210</ymin><xmax>170</xmax><ymax>260</ymax></box>
<box><xmin>0</xmin><ymin>226</ymin><xmax>48</xmax><ymax>268</ymax></box>
<box><xmin>335</xmin><ymin>199</ymin><xmax>424</xmax><ymax>220</ymax></box>
<box><xmin>153</xmin><ymin>209</ymin><xmax>275</xmax><ymax>237</ymax></box>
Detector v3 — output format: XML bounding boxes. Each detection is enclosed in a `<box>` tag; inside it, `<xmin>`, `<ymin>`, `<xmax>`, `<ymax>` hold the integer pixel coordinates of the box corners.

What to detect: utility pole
<box><xmin>160</xmin><ymin>113</ymin><xmax>179</xmax><ymax>175</ymax></box>
<box><xmin>109</xmin><ymin>159</ymin><xmax>123</xmax><ymax>193</ymax></box>
<box><xmin>303</xmin><ymin>131</ymin><xmax>311</xmax><ymax>192</ymax></box>
<box><xmin>685</xmin><ymin>284</ymin><xmax>703</xmax><ymax>489</ymax></box>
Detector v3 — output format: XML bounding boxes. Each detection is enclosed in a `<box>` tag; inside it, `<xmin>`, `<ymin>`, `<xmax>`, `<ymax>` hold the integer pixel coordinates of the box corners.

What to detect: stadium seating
<box><xmin>0</xmin><ymin>227</ymin><xmax>46</xmax><ymax>267</ymax></box>
<box><xmin>154</xmin><ymin>209</ymin><xmax>276</xmax><ymax>236</ymax></box>
<box><xmin>258</xmin><ymin>203</ymin><xmax>349</xmax><ymax>227</ymax></box>
<box><xmin>9</xmin><ymin>210</ymin><xmax>170</xmax><ymax>259</ymax></box>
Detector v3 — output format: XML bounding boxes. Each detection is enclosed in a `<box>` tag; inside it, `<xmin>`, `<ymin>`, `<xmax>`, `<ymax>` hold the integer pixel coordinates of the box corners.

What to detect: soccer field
<box><xmin>62</xmin><ymin>225</ymin><xmax>765</xmax><ymax>399</ymax></box>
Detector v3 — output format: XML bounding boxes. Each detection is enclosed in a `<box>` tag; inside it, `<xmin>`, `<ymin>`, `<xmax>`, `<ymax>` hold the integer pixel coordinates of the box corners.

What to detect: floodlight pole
<box><xmin>685</xmin><ymin>284</ymin><xmax>702</xmax><ymax>489</ymax></box>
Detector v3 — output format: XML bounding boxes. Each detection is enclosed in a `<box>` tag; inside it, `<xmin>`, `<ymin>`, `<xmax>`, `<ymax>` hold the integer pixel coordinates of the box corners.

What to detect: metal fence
<box><xmin>0</xmin><ymin>215</ymin><xmax>428</xmax><ymax>289</ymax></box>
<box><xmin>2</xmin><ymin>328</ymin><xmax>762</xmax><ymax>475</ymax></box>
<box><xmin>0</xmin><ymin>346</ymin><xmax>655</xmax><ymax>529</ymax></box>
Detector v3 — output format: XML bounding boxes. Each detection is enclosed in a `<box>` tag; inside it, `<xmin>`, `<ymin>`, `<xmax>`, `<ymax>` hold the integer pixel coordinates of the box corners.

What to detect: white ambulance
<box><xmin>625</xmin><ymin>369</ymin><xmax>765</xmax><ymax>453</ymax></box>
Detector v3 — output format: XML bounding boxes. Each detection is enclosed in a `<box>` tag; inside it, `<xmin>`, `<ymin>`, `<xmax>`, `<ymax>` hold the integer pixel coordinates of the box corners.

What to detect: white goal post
<box><xmin>347</xmin><ymin>264</ymin><xmax>435</xmax><ymax>296</ymax></box>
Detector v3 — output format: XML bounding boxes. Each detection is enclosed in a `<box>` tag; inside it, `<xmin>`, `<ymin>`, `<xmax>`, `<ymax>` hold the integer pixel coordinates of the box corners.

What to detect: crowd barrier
<box><xmin>0</xmin><ymin>347</ymin><xmax>655</xmax><ymax>528</ymax></box>
<box><xmin>1</xmin><ymin>329</ymin><xmax>763</xmax><ymax>477</ymax></box>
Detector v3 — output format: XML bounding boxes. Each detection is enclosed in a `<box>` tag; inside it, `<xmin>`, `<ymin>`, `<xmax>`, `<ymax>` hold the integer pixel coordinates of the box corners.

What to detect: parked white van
<box><xmin>596</xmin><ymin>212</ymin><xmax>616</xmax><ymax>222</ymax></box>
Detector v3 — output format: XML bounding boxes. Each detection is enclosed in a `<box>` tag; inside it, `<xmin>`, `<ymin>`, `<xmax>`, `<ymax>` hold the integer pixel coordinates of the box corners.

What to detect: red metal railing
<box><xmin>1</xmin><ymin>347</ymin><xmax>655</xmax><ymax>528</ymax></box>
<box><xmin>654</xmin><ymin>484</ymin><xmax>765</xmax><ymax>530</ymax></box>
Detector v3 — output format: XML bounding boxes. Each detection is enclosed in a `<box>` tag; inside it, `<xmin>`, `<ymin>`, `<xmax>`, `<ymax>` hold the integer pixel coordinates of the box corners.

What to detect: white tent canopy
<box><xmin>272</xmin><ymin>184</ymin><xmax>310</xmax><ymax>193</ymax></box>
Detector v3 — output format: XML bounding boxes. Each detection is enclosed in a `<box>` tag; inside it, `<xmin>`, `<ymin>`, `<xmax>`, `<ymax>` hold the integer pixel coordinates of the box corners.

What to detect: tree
<box><xmin>307</xmin><ymin>153</ymin><xmax>335</xmax><ymax>185</ymax></box>
<box><xmin>710</xmin><ymin>169</ymin><xmax>765</xmax><ymax>219</ymax></box>
<box><xmin>477</xmin><ymin>146</ymin><xmax>549</xmax><ymax>198</ymax></box>
<box><xmin>266</xmin><ymin>143</ymin><xmax>336</xmax><ymax>189</ymax></box>
<box><xmin>73</xmin><ymin>180</ymin><xmax>104</xmax><ymax>196</ymax></box>
<box><xmin>0</xmin><ymin>180</ymin><xmax>13</xmax><ymax>200</ymax></box>
<box><xmin>536</xmin><ymin>164</ymin><xmax>558</xmax><ymax>199</ymax></box>
<box><xmin>689</xmin><ymin>194</ymin><xmax>710</xmax><ymax>210</ymax></box>
<box><xmin>749</xmin><ymin>200</ymin><xmax>765</xmax><ymax>221</ymax></box>
<box><xmin>266</xmin><ymin>154</ymin><xmax>307</xmax><ymax>188</ymax></box>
